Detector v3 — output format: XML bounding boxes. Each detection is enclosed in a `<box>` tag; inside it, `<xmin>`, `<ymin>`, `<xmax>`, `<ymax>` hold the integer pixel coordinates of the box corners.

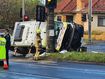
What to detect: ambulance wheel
<box><xmin>22</xmin><ymin>54</ymin><xmax>26</xmax><ymax>57</ymax></box>
<box><xmin>17</xmin><ymin>47</ymin><xmax>29</xmax><ymax>55</ymax></box>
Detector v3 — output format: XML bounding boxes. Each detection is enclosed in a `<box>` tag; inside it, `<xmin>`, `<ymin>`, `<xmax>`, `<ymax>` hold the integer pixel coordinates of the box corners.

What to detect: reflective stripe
<box><xmin>42</xmin><ymin>38</ymin><xmax>46</xmax><ymax>48</ymax></box>
<box><xmin>36</xmin><ymin>27</ymin><xmax>41</xmax><ymax>34</ymax></box>
<box><xmin>0</xmin><ymin>40</ymin><xmax>6</xmax><ymax>46</ymax></box>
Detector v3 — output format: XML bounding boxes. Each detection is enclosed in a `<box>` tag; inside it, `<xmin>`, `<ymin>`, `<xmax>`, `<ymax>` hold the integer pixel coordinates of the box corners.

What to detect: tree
<box><xmin>0</xmin><ymin>0</ymin><xmax>40</xmax><ymax>30</ymax></box>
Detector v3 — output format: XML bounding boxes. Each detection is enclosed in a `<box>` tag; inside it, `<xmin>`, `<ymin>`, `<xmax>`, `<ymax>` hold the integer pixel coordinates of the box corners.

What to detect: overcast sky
<box><xmin>40</xmin><ymin>0</ymin><xmax>45</xmax><ymax>5</ymax></box>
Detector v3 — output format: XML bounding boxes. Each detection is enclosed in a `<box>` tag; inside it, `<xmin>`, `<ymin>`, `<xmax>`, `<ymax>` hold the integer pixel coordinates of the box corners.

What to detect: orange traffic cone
<box><xmin>3</xmin><ymin>59</ymin><xmax>8</xmax><ymax>70</ymax></box>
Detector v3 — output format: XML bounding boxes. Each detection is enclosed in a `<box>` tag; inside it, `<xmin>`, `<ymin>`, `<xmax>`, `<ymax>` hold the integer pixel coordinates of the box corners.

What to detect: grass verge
<box><xmin>46</xmin><ymin>52</ymin><xmax>105</xmax><ymax>64</ymax></box>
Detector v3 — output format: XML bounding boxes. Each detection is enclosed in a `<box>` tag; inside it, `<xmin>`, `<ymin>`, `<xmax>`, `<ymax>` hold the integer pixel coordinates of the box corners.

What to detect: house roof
<box><xmin>55</xmin><ymin>0</ymin><xmax>70</xmax><ymax>13</ymax></box>
<box><xmin>93</xmin><ymin>0</ymin><xmax>105</xmax><ymax>13</ymax></box>
<box><xmin>55</xmin><ymin>0</ymin><xmax>105</xmax><ymax>14</ymax></box>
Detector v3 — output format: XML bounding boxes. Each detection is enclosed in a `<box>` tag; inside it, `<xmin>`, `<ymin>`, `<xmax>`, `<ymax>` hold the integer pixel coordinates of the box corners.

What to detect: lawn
<box><xmin>46</xmin><ymin>52</ymin><xmax>105</xmax><ymax>64</ymax></box>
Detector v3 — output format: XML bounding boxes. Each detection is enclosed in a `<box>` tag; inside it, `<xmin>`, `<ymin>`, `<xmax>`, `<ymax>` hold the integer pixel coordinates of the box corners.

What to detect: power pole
<box><xmin>88</xmin><ymin>0</ymin><xmax>92</xmax><ymax>43</ymax></box>
<box><xmin>22</xmin><ymin>0</ymin><xmax>25</xmax><ymax>21</ymax></box>
<box><xmin>46</xmin><ymin>8</ymin><xmax>55</xmax><ymax>53</ymax></box>
<box><xmin>46</xmin><ymin>0</ymin><xmax>57</xmax><ymax>53</ymax></box>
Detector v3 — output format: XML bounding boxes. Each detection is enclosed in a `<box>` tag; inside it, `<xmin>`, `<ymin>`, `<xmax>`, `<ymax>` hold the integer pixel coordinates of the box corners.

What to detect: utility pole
<box><xmin>46</xmin><ymin>0</ymin><xmax>57</xmax><ymax>53</ymax></box>
<box><xmin>46</xmin><ymin>8</ymin><xmax>55</xmax><ymax>53</ymax></box>
<box><xmin>88</xmin><ymin>0</ymin><xmax>92</xmax><ymax>43</ymax></box>
<box><xmin>22</xmin><ymin>0</ymin><xmax>25</xmax><ymax>21</ymax></box>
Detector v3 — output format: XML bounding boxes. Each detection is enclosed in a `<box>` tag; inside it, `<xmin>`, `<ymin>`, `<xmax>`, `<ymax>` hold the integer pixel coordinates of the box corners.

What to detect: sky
<box><xmin>40</xmin><ymin>0</ymin><xmax>46</xmax><ymax>5</ymax></box>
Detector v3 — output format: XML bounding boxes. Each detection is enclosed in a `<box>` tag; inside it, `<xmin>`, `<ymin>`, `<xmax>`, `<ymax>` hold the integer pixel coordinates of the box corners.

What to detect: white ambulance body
<box><xmin>11</xmin><ymin>21</ymin><xmax>47</xmax><ymax>47</ymax></box>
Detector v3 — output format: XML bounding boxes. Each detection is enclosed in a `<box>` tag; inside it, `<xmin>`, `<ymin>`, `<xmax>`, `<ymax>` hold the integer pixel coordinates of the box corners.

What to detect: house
<box><xmin>55</xmin><ymin>0</ymin><xmax>105</xmax><ymax>32</ymax></box>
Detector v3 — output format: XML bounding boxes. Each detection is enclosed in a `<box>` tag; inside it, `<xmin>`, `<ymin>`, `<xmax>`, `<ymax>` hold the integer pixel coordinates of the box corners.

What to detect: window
<box><xmin>66</xmin><ymin>15</ymin><xmax>73</xmax><ymax>22</ymax></box>
<box><xmin>14</xmin><ymin>25</ymin><xmax>25</xmax><ymax>41</ymax></box>
<box><xmin>98</xmin><ymin>16</ymin><xmax>105</xmax><ymax>26</ymax></box>
<box><xmin>57</xmin><ymin>16</ymin><xmax>62</xmax><ymax>21</ymax></box>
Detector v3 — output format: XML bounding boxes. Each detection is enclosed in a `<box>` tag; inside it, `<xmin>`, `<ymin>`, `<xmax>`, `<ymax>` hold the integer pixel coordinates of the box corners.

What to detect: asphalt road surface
<box><xmin>0</xmin><ymin>60</ymin><xmax>105</xmax><ymax>79</ymax></box>
<box><xmin>86</xmin><ymin>41</ymin><xmax>105</xmax><ymax>53</ymax></box>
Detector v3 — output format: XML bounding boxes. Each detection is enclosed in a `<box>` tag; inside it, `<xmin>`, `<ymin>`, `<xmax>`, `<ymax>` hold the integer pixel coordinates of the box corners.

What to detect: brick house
<box><xmin>55</xmin><ymin>0</ymin><xmax>105</xmax><ymax>32</ymax></box>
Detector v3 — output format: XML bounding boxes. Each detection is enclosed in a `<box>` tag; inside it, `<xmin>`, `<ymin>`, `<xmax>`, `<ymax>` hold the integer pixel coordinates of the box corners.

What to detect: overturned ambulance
<box><xmin>11</xmin><ymin>21</ymin><xmax>84</xmax><ymax>55</ymax></box>
<box><xmin>56</xmin><ymin>22</ymin><xmax>84</xmax><ymax>51</ymax></box>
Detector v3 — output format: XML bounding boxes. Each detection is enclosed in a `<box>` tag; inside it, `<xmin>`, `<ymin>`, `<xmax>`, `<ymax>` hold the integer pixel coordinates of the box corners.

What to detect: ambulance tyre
<box><xmin>17</xmin><ymin>47</ymin><xmax>36</xmax><ymax>56</ymax></box>
<box><xmin>22</xmin><ymin>54</ymin><xmax>26</xmax><ymax>57</ymax></box>
<box><xmin>17</xmin><ymin>47</ymin><xmax>29</xmax><ymax>55</ymax></box>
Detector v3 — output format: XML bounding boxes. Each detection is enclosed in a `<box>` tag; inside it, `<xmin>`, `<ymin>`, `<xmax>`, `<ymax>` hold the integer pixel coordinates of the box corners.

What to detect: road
<box><xmin>85</xmin><ymin>41</ymin><xmax>105</xmax><ymax>53</ymax></box>
<box><xmin>0</xmin><ymin>59</ymin><xmax>105</xmax><ymax>79</ymax></box>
